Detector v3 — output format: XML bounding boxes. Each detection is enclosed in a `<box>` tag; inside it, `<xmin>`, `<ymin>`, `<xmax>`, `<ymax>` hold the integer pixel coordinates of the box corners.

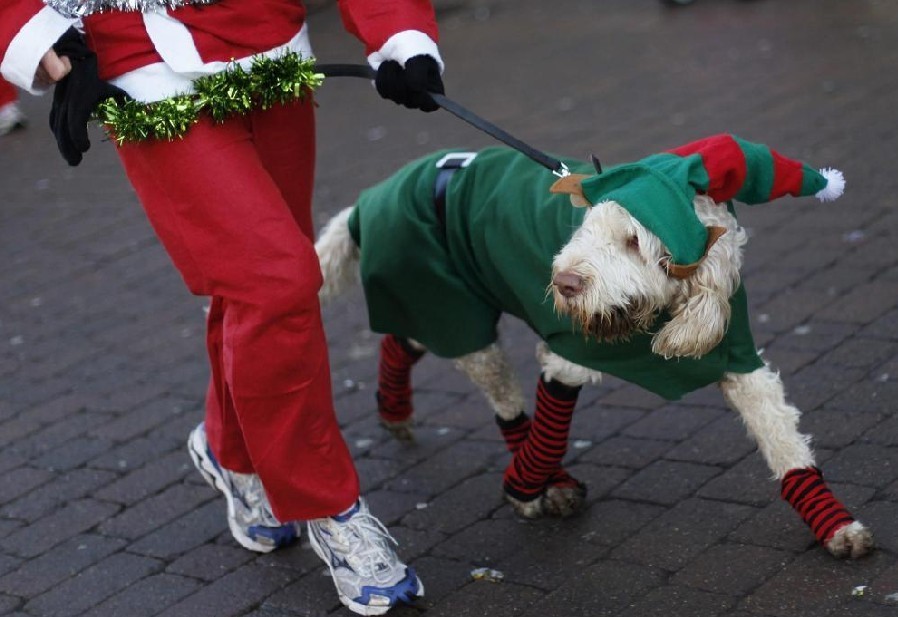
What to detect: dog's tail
<box><xmin>315</xmin><ymin>205</ymin><xmax>360</xmax><ymax>303</ymax></box>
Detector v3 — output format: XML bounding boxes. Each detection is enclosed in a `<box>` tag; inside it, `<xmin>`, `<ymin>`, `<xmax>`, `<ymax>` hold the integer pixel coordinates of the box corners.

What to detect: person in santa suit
<box><xmin>0</xmin><ymin>1</ymin><xmax>444</xmax><ymax>613</ymax></box>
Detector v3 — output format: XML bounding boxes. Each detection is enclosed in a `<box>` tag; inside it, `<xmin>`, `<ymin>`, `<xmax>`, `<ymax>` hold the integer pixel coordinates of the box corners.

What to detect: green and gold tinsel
<box><xmin>96</xmin><ymin>52</ymin><xmax>324</xmax><ymax>144</ymax></box>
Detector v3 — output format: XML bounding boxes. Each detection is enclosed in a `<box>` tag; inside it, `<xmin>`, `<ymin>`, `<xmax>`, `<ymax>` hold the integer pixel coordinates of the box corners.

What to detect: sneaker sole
<box><xmin>187</xmin><ymin>426</ymin><xmax>294</xmax><ymax>553</ymax></box>
<box><xmin>308</xmin><ymin>526</ymin><xmax>423</xmax><ymax>616</ymax></box>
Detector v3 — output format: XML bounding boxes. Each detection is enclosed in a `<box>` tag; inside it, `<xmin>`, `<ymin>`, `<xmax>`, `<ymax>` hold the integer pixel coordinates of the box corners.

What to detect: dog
<box><xmin>315</xmin><ymin>134</ymin><xmax>873</xmax><ymax>559</ymax></box>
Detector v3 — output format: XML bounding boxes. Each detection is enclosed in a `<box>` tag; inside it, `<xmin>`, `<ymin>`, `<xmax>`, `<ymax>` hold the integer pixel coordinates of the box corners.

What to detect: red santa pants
<box><xmin>115</xmin><ymin>99</ymin><xmax>359</xmax><ymax>521</ymax></box>
<box><xmin>0</xmin><ymin>78</ymin><xmax>18</xmax><ymax>106</ymax></box>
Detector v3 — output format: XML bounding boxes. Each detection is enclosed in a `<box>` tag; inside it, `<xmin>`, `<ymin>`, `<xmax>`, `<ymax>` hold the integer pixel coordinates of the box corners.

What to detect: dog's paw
<box><xmin>379</xmin><ymin>418</ymin><xmax>415</xmax><ymax>442</ymax></box>
<box><xmin>504</xmin><ymin>492</ymin><xmax>545</xmax><ymax>519</ymax></box>
<box><xmin>541</xmin><ymin>473</ymin><xmax>587</xmax><ymax>518</ymax></box>
<box><xmin>826</xmin><ymin>521</ymin><xmax>874</xmax><ymax>559</ymax></box>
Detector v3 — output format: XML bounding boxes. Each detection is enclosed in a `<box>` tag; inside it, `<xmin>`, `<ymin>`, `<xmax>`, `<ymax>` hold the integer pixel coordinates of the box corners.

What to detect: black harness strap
<box><xmin>432</xmin><ymin>152</ymin><xmax>477</xmax><ymax>229</ymax></box>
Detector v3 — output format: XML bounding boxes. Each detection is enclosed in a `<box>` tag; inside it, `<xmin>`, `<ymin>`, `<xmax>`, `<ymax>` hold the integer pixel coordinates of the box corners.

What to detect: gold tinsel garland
<box><xmin>96</xmin><ymin>52</ymin><xmax>324</xmax><ymax>144</ymax></box>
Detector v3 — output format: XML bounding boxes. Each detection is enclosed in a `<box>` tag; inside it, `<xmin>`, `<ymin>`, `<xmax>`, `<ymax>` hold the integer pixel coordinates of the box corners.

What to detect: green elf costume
<box><xmin>348</xmin><ymin>134</ymin><xmax>844</xmax><ymax>401</ymax></box>
<box><xmin>353</xmin><ymin>134</ymin><xmax>859</xmax><ymax>540</ymax></box>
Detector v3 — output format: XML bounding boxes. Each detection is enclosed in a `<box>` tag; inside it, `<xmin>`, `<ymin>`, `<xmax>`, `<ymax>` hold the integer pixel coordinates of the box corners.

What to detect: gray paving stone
<box><xmin>384</xmin><ymin>442</ymin><xmax>502</xmax><ymax>497</ymax></box>
<box><xmin>87</xmin><ymin>434</ymin><xmax>183</xmax><ymax>472</ymax></box>
<box><xmin>0</xmin><ymin>466</ymin><xmax>53</xmax><ymax>505</ymax></box>
<box><xmin>427</xmin><ymin>580</ymin><xmax>544</xmax><ymax>617</ymax></box>
<box><xmin>612</xmin><ymin>498</ymin><xmax>756</xmax><ymax>572</ymax></box>
<box><xmin>81</xmin><ymin>573</ymin><xmax>201</xmax><ymax>617</ymax></box>
<box><xmin>0</xmin><ymin>534</ymin><xmax>125</xmax><ymax>597</ymax></box>
<box><xmin>579</xmin><ymin>436</ymin><xmax>674</xmax><ymax>469</ymax></box>
<box><xmin>401</xmin><ymin>473</ymin><xmax>504</xmax><ymax>535</ymax></box>
<box><xmin>740</xmin><ymin>550</ymin><xmax>894</xmax><ymax>617</ymax></box>
<box><xmin>672</xmin><ymin>543</ymin><xmax>794</xmax><ymax>596</ymax></box>
<box><xmin>0</xmin><ymin>467</ymin><xmax>117</xmax><ymax>522</ymax></box>
<box><xmin>622</xmin><ymin>406</ymin><xmax>724</xmax><ymax>442</ymax></box>
<box><xmin>822</xmin><ymin>444</ymin><xmax>898</xmax><ymax>488</ymax></box>
<box><xmin>616</xmin><ymin>585</ymin><xmax>735</xmax><ymax>617</ymax></box>
<box><xmin>800</xmin><ymin>408</ymin><xmax>885</xmax><ymax>449</ymax></box>
<box><xmin>165</xmin><ymin>544</ymin><xmax>254</xmax><ymax>581</ymax></box>
<box><xmin>128</xmin><ymin>500</ymin><xmax>226</xmax><ymax>559</ymax></box>
<box><xmin>611</xmin><ymin>460</ymin><xmax>722</xmax><ymax>506</ymax></box>
<box><xmin>0</xmin><ymin>499</ymin><xmax>120</xmax><ymax>558</ymax></box>
<box><xmin>159</xmin><ymin>564</ymin><xmax>296</xmax><ymax>617</ymax></box>
<box><xmin>99</xmin><ymin>483</ymin><xmax>213</xmax><ymax>540</ymax></box>
<box><xmin>32</xmin><ymin>436</ymin><xmax>114</xmax><ymax>471</ymax></box>
<box><xmin>697</xmin><ymin>455</ymin><xmax>778</xmax><ymax>507</ymax></box>
<box><xmin>492</xmin><ymin>524</ymin><xmax>610</xmax><ymax>591</ymax></box>
<box><xmin>521</xmin><ymin>560</ymin><xmax>663</xmax><ymax>617</ymax></box>
<box><xmin>93</xmin><ymin>449</ymin><xmax>193</xmax><ymax>505</ymax></box>
<box><xmin>664</xmin><ymin>414</ymin><xmax>758</xmax><ymax>467</ymax></box>
<box><xmin>23</xmin><ymin>552</ymin><xmax>162</xmax><ymax>617</ymax></box>
<box><xmin>0</xmin><ymin>595</ymin><xmax>21</xmax><ymax>614</ymax></box>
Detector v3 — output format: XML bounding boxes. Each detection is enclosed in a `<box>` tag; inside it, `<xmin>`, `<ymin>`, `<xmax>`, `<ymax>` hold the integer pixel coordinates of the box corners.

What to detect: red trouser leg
<box><xmin>0</xmin><ymin>78</ymin><xmax>17</xmax><ymax>106</ymax></box>
<box><xmin>115</xmin><ymin>99</ymin><xmax>359</xmax><ymax>521</ymax></box>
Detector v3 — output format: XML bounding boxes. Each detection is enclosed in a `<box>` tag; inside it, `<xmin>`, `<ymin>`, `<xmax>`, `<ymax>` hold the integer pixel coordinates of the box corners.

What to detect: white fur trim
<box><xmin>113</xmin><ymin>24</ymin><xmax>312</xmax><ymax>102</ymax></box>
<box><xmin>367</xmin><ymin>30</ymin><xmax>444</xmax><ymax>72</ymax></box>
<box><xmin>0</xmin><ymin>7</ymin><xmax>75</xmax><ymax>94</ymax></box>
<box><xmin>816</xmin><ymin>168</ymin><xmax>845</xmax><ymax>202</ymax></box>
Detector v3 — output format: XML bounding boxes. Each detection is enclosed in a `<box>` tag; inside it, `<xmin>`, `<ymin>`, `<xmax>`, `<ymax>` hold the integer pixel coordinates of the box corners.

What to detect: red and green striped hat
<box><xmin>575</xmin><ymin>134</ymin><xmax>845</xmax><ymax>267</ymax></box>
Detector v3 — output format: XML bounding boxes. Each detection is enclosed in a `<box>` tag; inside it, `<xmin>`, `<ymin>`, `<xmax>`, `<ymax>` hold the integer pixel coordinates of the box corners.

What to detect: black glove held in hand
<box><xmin>375</xmin><ymin>55</ymin><xmax>444</xmax><ymax>112</ymax></box>
<box><xmin>49</xmin><ymin>28</ymin><xmax>129</xmax><ymax>166</ymax></box>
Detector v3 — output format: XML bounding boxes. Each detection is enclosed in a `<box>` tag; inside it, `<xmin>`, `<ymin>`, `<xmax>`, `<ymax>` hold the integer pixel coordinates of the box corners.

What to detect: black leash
<box><xmin>315</xmin><ymin>63</ymin><xmax>570</xmax><ymax>177</ymax></box>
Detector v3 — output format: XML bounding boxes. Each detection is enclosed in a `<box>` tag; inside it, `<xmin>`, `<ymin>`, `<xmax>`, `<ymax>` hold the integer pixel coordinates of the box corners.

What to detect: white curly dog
<box><xmin>315</xmin><ymin>135</ymin><xmax>873</xmax><ymax>559</ymax></box>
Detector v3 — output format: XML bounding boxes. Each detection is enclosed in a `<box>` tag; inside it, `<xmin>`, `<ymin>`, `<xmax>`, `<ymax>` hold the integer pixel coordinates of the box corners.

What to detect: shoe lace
<box><xmin>336</xmin><ymin>512</ymin><xmax>400</xmax><ymax>585</ymax></box>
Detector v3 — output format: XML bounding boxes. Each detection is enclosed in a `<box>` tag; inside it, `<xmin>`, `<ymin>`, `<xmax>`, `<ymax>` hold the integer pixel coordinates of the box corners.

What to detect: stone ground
<box><xmin>1</xmin><ymin>0</ymin><xmax>896</xmax><ymax>615</ymax></box>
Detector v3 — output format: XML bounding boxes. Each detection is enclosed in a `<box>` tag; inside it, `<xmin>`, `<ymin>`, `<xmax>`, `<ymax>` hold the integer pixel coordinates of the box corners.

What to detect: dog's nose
<box><xmin>553</xmin><ymin>272</ymin><xmax>584</xmax><ymax>297</ymax></box>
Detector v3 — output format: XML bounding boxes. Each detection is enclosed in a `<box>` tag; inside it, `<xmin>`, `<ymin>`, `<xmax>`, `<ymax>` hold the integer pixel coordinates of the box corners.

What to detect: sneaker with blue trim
<box><xmin>307</xmin><ymin>498</ymin><xmax>423</xmax><ymax>615</ymax></box>
<box><xmin>187</xmin><ymin>422</ymin><xmax>300</xmax><ymax>553</ymax></box>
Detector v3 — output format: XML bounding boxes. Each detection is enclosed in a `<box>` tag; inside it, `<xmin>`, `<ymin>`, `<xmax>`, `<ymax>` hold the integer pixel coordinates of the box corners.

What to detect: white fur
<box><xmin>720</xmin><ymin>366</ymin><xmax>815</xmax><ymax>478</ymax></box>
<box><xmin>551</xmin><ymin>195</ymin><xmax>746</xmax><ymax>359</ymax></box>
<box><xmin>536</xmin><ymin>342</ymin><xmax>602</xmax><ymax>387</ymax></box>
<box><xmin>454</xmin><ymin>344</ymin><xmax>527</xmax><ymax>421</ymax></box>
<box><xmin>316</xmin><ymin>206</ymin><xmax>360</xmax><ymax>303</ymax></box>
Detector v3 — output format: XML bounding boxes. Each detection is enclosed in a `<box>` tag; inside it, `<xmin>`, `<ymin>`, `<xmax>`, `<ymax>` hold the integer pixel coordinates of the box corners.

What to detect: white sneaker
<box><xmin>307</xmin><ymin>499</ymin><xmax>423</xmax><ymax>615</ymax></box>
<box><xmin>187</xmin><ymin>422</ymin><xmax>301</xmax><ymax>553</ymax></box>
<box><xmin>0</xmin><ymin>102</ymin><xmax>26</xmax><ymax>136</ymax></box>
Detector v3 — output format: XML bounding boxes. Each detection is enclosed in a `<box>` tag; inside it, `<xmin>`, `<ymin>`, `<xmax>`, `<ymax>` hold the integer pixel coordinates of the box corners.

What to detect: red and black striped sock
<box><xmin>376</xmin><ymin>335</ymin><xmax>425</xmax><ymax>424</ymax></box>
<box><xmin>781</xmin><ymin>466</ymin><xmax>856</xmax><ymax>544</ymax></box>
<box><xmin>496</xmin><ymin>413</ymin><xmax>531</xmax><ymax>453</ymax></box>
<box><xmin>503</xmin><ymin>376</ymin><xmax>581</xmax><ymax>501</ymax></box>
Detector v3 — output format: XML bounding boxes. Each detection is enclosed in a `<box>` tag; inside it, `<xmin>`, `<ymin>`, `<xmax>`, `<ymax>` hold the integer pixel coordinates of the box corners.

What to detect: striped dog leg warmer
<box><xmin>496</xmin><ymin>413</ymin><xmax>531</xmax><ymax>453</ymax></box>
<box><xmin>503</xmin><ymin>376</ymin><xmax>581</xmax><ymax>501</ymax></box>
<box><xmin>376</xmin><ymin>335</ymin><xmax>425</xmax><ymax>424</ymax></box>
<box><xmin>781</xmin><ymin>466</ymin><xmax>856</xmax><ymax>544</ymax></box>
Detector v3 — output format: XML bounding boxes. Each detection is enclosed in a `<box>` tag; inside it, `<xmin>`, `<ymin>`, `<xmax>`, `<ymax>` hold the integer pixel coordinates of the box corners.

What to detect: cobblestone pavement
<box><xmin>1</xmin><ymin>0</ymin><xmax>897</xmax><ymax>615</ymax></box>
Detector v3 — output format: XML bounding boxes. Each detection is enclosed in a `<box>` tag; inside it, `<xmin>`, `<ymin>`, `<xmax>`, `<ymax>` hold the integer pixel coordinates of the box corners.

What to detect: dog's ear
<box><xmin>550</xmin><ymin>174</ymin><xmax>592</xmax><ymax>208</ymax></box>
<box><xmin>651</xmin><ymin>205</ymin><xmax>743</xmax><ymax>359</ymax></box>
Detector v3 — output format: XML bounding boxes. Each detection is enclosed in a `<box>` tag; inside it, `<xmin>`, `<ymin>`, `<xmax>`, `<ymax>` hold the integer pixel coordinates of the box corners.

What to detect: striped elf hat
<box><xmin>551</xmin><ymin>134</ymin><xmax>844</xmax><ymax>277</ymax></box>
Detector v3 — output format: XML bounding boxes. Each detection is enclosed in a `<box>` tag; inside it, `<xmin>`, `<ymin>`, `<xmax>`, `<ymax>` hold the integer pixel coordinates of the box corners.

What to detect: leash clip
<box><xmin>553</xmin><ymin>162</ymin><xmax>571</xmax><ymax>178</ymax></box>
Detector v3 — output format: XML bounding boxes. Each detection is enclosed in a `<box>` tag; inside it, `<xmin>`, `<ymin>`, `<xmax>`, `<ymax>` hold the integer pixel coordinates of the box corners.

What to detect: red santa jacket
<box><xmin>0</xmin><ymin>0</ymin><xmax>440</xmax><ymax>102</ymax></box>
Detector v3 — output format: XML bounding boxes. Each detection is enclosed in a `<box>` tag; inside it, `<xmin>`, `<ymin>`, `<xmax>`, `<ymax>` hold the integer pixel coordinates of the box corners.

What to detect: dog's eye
<box><xmin>627</xmin><ymin>235</ymin><xmax>640</xmax><ymax>251</ymax></box>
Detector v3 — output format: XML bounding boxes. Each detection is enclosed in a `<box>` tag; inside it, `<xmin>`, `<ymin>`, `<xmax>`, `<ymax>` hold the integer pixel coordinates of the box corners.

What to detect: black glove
<box><xmin>49</xmin><ymin>28</ymin><xmax>129</xmax><ymax>166</ymax></box>
<box><xmin>375</xmin><ymin>54</ymin><xmax>444</xmax><ymax>112</ymax></box>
